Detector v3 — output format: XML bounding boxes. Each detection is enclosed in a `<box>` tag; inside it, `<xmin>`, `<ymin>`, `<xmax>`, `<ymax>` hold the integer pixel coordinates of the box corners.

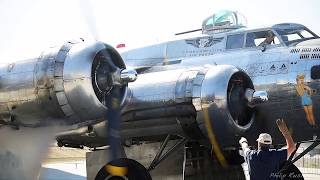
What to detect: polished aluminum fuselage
<box><xmin>121</xmin><ymin>29</ymin><xmax>320</xmax><ymax>145</ymax></box>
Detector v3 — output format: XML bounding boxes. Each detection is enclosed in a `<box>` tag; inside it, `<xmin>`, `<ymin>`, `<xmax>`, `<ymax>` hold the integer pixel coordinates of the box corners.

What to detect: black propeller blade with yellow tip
<box><xmin>94</xmin><ymin>48</ymin><xmax>151</xmax><ymax>180</ymax></box>
<box><xmin>78</xmin><ymin>1</ymin><xmax>151</xmax><ymax>178</ymax></box>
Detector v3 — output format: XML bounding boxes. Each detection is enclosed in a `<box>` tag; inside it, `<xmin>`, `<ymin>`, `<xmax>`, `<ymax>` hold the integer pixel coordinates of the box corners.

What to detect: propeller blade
<box><xmin>99</xmin><ymin>48</ymin><xmax>118</xmax><ymax>73</ymax></box>
<box><xmin>78</xmin><ymin>0</ymin><xmax>101</xmax><ymax>40</ymax></box>
<box><xmin>104</xmin><ymin>85</ymin><xmax>122</xmax><ymax>158</ymax></box>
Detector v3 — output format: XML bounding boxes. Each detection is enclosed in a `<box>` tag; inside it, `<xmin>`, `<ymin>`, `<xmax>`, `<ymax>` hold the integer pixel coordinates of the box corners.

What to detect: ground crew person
<box><xmin>239</xmin><ymin>119</ymin><xmax>296</xmax><ymax>180</ymax></box>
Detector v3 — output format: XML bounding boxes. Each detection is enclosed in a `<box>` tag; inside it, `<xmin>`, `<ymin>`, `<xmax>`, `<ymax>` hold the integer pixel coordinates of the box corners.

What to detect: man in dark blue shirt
<box><xmin>239</xmin><ymin>119</ymin><xmax>296</xmax><ymax>180</ymax></box>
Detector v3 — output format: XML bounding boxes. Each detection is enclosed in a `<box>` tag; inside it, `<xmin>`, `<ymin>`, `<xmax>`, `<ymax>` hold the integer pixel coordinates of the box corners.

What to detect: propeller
<box><xmin>101</xmin><ymin>47</ymin><xmax>123</xmax><ymax>158</ymax></box>
<box><xmin>78</xmin><ymin>1</ymin><xmax>152</xmax><ymax>179</ymax></box>
<box><xmin>98</xmin><ymin>45</ymin><xmax>137</xmax><ymax>155</ymax></box>
<box><xmin>78</xmin><ymin>0</ymin><xmax>132</xmax><ymax>158</ymax></box>
<box><xmin>94</xmin><ymin>46</ymin><xmax>138</xmax><ymax>180</ymax></box>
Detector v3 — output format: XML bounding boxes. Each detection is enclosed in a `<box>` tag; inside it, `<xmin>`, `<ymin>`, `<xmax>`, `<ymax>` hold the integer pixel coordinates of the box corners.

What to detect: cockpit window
<box><xmin>275</xmin><ymin>27</ymin><xmax>317</xmax><ymax>46</ymax></box>
<box><xmin>245</xmin><ymin>30</ymin><xmax>280</xmax><ymax>47</ymax></box>
<box><xmin>227</xmin><ymin>34</ymin><xmax>244</xmax><ymax>49</ymax></box>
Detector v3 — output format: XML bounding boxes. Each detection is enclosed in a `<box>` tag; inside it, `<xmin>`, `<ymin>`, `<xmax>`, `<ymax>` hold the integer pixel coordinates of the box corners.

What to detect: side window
<box><xmin>246</xmin><ymin>33</ymin><xmax>256</xmax><ymax>47</ymax></box>
<box><xmin>226</xmin><ymin>34</ymin><xmax>244</xmax><ymax>49</ymax></box>
<box><xmin>246</xmin><ymin>31</ymin><xmax>280</xmax><ymax>48</ymax></box>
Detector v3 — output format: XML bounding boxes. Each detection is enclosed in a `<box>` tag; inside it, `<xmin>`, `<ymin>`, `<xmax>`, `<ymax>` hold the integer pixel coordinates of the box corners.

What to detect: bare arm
<box><xmin>276</xmin><ymin>119</ymin><xmax>296</xmax><ymax>158</ymax></box>
<box><xmin>304</xmin><ymin>85</ymin><xmax>312</xmax><ymax>91</ymax></box>
<box><xmin>305</xmin><ymin>86</ymin><xmax>315</xmax><ymax>96</ymax></box>
<box><xmin>239</xmin><ymin>137</ymin><xmax>250</xmax><ymax>155</ymax></box>
<box><xmin>241</xmin><ymin>142</ymin><xmax>250</xmax><ymax>154</ymax></box>
<box><xmin>283</xmin><ymin>132</ymin><xmax>295</xmax><ymax>156</ymax></box>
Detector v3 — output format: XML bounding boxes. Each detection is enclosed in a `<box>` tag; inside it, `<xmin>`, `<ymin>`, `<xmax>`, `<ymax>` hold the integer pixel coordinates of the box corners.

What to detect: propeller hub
<box><xmin>120</xmin><ymin>69</ymin><xmax>138</xmax><ymax>83</ymax></box>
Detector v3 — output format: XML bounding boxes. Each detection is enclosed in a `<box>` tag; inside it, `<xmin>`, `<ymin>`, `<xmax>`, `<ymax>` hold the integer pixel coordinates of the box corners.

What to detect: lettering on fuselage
<box><xmin>184</xmin><ymin>49</ymin><xmax>224</xmax><ymax>57</ymax></box>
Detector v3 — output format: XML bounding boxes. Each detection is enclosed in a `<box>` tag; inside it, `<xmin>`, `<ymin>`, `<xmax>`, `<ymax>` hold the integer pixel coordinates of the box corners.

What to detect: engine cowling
<box><xmin>196</xmin><ymin>65</ymin><xmax>254</xmax><ymax>146</ymax></box>
<box><xmin>0</xmin><ymin>39</ymin><xmax>134</xmax><ymax>127</ymax></box>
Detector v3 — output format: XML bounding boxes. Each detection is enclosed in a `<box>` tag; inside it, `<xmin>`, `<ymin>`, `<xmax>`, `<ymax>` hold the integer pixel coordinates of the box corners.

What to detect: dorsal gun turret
<box><xmin>202</xmin><ymin>10</ymin><xmax>247</xmax><ymax>34</ymax></box>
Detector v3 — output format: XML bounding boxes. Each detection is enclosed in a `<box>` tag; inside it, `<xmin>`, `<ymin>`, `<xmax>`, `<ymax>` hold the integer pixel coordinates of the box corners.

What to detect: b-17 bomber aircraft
<box><xmin>0</xmin><ymin>10</ymin><xmax>320</xmax><ymax>180</ymax></box>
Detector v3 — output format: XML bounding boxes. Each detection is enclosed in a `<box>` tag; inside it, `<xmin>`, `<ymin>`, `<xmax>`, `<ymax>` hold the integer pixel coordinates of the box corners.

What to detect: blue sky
<box><xmin>0</xmin><ymin>0</ymin><xmax>319</xmax><ymax>61</ymax></box>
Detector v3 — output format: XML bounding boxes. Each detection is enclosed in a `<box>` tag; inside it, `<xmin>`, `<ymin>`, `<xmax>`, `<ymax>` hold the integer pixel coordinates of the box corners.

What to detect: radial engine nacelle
<box><xmin>0</xmin><ymin>39</ymin><xmax>137</xmax><ymax>127</ymax></box>
<box><xmin>122</xmin><ymin>65</ymin><xmax>257</xmax><ymax>139</ymax></box>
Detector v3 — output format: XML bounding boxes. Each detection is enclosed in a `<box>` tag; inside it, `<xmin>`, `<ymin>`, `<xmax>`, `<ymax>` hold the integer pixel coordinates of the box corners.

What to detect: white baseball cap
<box><xmin>256</xmin><ymin>133</ymin><xmax>272</xmax><ymax>145</ymax></box>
